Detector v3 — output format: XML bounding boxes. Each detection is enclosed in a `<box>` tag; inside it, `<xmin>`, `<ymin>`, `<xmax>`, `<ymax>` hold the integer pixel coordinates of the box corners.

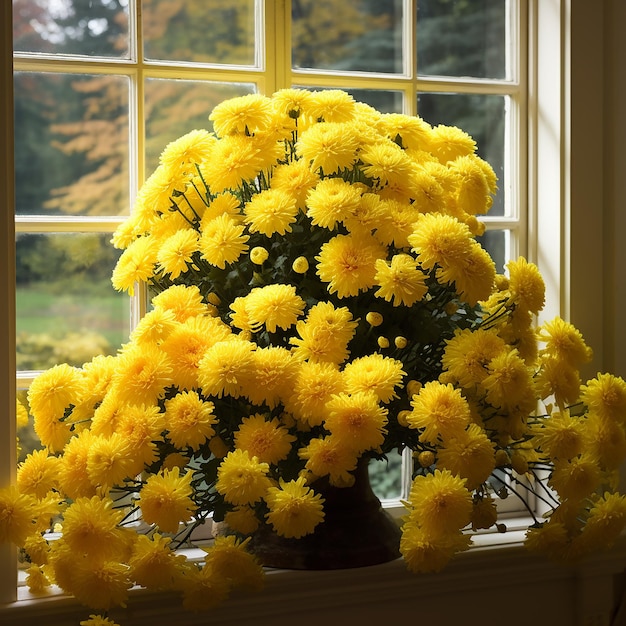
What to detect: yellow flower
<box><xmin>374</xmin><ymin>253</ymin><xmax>428</xmax><ymax>306</ymax></box>
<box><xmin>272</xmin><ymin>87</ymin><xmax>316</xmax><ymax>119</ymax></box>
<box><xmin>234</xmin><ymin>414</ymin><xmax>296</xmax><ymax>465</ymax></box>
<box><xmin>69</xmin><ymin>558</ymin><xmax>131</xmax><ymax>611</ymax></box>
<box><xmin>284</xmin><ymin>360</ymin><xmax>345</xmax><ymax>426</ymax></box>
<box><xmin>216</xmin><ymin>449</ymin><xmax>272</xmax><ymax>506</ymax></box>
<box><xmin>316</xmin><ymin>232</ymin><xmax>385</xmax><ymax>298</ymax></box>
<box><xmin>324</xmin><ymin>391</ymin><xmax>388</xmax><ymax>454</ymax></box>
<box><xmin>449</xmin><ymin>153</ymin><xmax>496</xmax><ymax>215</ymax></box>
<box><xmin>307</xmin><ymin>89</ymin><xmax>356</xmax><ymax>123</ymax></box>
<box><xmin>298</xmin><ymin>435</ymin><xmax>358</xmax><ymax>487</ymax></box>
<box><xmin>481</xmin><ymin>348</ymin><xmax>535</xmax><ymax>412</ymax></box>
<box><xmin>250</xmin><ymin>245</ymin><xmax>269</xmax><ymax>265</ymax></box>
<box><xmin>164</xmin><ymin>391</ymin><xmax>217</xmax><ymax>450</ymax></box>
<box><xmin>25</xmin><ymin>563</ymin><xmax>51</xmax><ymax>595</ymax></box>
<box><xmin>290</xmin><ymin>301</ymin><xmax>358</xmax><ymax>365</ymax></box>
<box><xmin>471</xmin><ymin>495</ymin><xmax>498</xmax><ymax>531</ymax></box>
<box><xmin>203</xmin><ymin>535</ymin><xmax>264</xmax><ymax>592</ymax></box>
<box><xmin>245</xmin><ymin>346</ymin><xmax>299</xmax><ymax>408</ymax></box>
<box><xmin>113</xmin><ymin>403</ymin><xmax>164</xmax><ymax>473</ymax></box>
<box><xmin>292</xmin><ymin>256</ymin><xmax>309</xmax><ymax>273</ymax></box>
<box><xmin>270</xmin><ymin>158</ymin><xmax>319</xmax><ymax>209</ymax></box>
<box><xmin>441</xmin><ymin>328</ymin><xmax>506</xmax><ymax>388</ymax></box>
<box><xmin>244</xmin><ymin>284</ymin><xmax>306</xmax><ymax>333</ymax></box>
<box><xmin>582</xmin><ymin>413</ymin><xmax>626</xmax><ymax>470</ymax></box>
<box><xmin>80</xmin><ymin>615</ymin><xmax>122</xmax><ymax>626</ymax></box>
<box><xmin>264</xmin><ymin>476</ymin><xmax>325</xmax><ymax>538</ymax></box>
<box><xmin>17</xmin><ymin>449</ymin><xmax>59</xmax><ymax>499</ymax></box>
<box><xmin>16</xmin><ymin>399</ymin><xmax>29</xmax><ymax>429</ymax></box>
<box><xmin>436</xmin><ymin>424</ymin><xmax>496</xmax><ymax>490</ymax></box>
<box><xmin>86</xmin><ymin>432</ymin><xmax>136</xmax><ymax>491</ymax></box>
<box><xmin>579</xmin><ymin>492</ymin><xmax>626</xmax><ymax>548</ymax></box>
<box><xmin>0</xmin><ymin>486</ymin><xmax>37</xmax><ymax>546</ymax></box>
<box><xmin>361</xmin><ymin>141</ymin><xmax>413</xmax><ymax>187</ymax></box>
<box><xmin>139</xmin><ymin>467</ymin><xmax>196</xmax><ymax>534</ymax></box>
<box><xmin>427</xmin><ymin>124</ymin><xmax>476</xmax><ymax>163</ymax></box>
<box><xmin>128</xmin><ymin>533</ymin><xmax>187</xmax><ymax>591</ymax></box>
<box><xmin>506</xmin><ymin>256</ymin><xmax>546</xmax><ymax>314</ymax></box>
<box><xmin>407</xmin><ymin>381</ymin><xmax>471</xmax><ymax>444</ymax></box>
<box><xmin>209</xmin><ymin>93</ymin><xmax>274</xmax><ymax>136</ymax></box>
<box><xmin>405</xmin><ymin>469</ymin><xmax>473</xmax><ymax>533</ymax></box>
<box><xmin>159</xmin><ymin>128</ymin><xmax>216</xmax><ymax>174</ymax></box>
<box><xmin>306</xmin><ymin>177</ymin><xmax>361</xmax><ymax>230</ymax></box>
<box><xmin>548</xmin><ymin>454</ymin><xmax>601</xmax><ymax>501</ymax></box>
<box><xmin>581</xmin><ymin>373</ymin><xmax>626</xmax><ymax>424</ymax></box>
<box><xmin>374</xmin><ymin>198</ymin><xmax>422</xmax><ymax>248</ymax></box>
<box><xmin>199</xmin><ymin>213</ymin><xmax>250</xmax><ymax>269</ymax></box>
<box><xmin>532</xmin><ymin>410</ymin><xmax>585</xmax><ymax>461</ymax></box>
<box><xmin>197</xmin><ymin>339</ymin><xmax>257</xmax><ymax>398</ymax></box>
<box><xmin>111</xmin><ymin>234</ymin><xmax>158</xmax><ymax>295</ymax></box>
<box><xmin>379</xmin><ymin>112</ymin><xmax>432</xmax><ymax>151</ymax></box>
<box><xmin>156</xmin><ymin>228</ymin><xmax>200</xmax><ymax>280</ymax></box>
<box><xmin>342</xmin><ymin>354</ymin><xmax>406</xmax><ymax>404</ymax></box>
<box><xmin>151</xmin><ymin>284</ymin><xmax>208</xmax><ymax>322</ymax></box>
<box><xmin>110</xmin><ymin>343</ymin><xmax>173</xmax><ymax>407</ymax></box>
<box><xmin>180</xmin><ymin>563</ymin><xmax>230</xmax><ymax>612</ymax></box>
<box><xmin>535</xmin><ymin>356</ymin><xmax>582</xmax><ymax>406</ymax></box>
<box><xmin>203</xmin><ymin>134</ymin><xmax>265</xmax><ymax>192</ymax></box>
<box><xmin>224</xmin><ymin>505</ymin><xmax>260</xmax><ymax>535</ymax></box>
<box><xmin>130</xmin><ymin>307</ymin><xmax>178</xmax><ymax>346</ymax></box>
<box><xmin>538</xmin><ymin>316</ymin><xmax>593</xmax><ymax>368</ymax></box>
<box><xmin>244</xmin><ymin>188</ymin><xmax>298</xmax><ymax>236</ymax></box>
<box><xmin>200</xmin><ymin>190</ymin><xmax>242</xmax><ymax>223</ymax></box>
<box><xmin>61</xmin><ymin>496</ymin><xmax>127</xmax><ymax>561</ymax></box>
<box><xmin>446</xmin><ymin>241</ymin><xmax>496</xmax><ymax>305</ymax></box>
<box><xmin>57</xmin><ymin>430</ymin><xmax>98</xmax><ymax>499</ymax></box>
<box><xmin>296</xmin><ymin>121</ymin><xmax>359</xmax><ymax>173</ymax></box>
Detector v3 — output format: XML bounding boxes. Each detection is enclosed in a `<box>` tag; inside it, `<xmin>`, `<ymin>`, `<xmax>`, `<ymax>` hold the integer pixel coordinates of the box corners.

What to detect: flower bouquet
<box><xmin>3</xmin><ymin>89</ymin><xmax>626</xmax><ymax>623</ymax></box>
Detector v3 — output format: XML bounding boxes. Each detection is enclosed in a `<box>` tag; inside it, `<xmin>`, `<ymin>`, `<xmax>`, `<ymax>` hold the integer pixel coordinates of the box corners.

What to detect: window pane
<box><xmin>417</xmin><ymin>0</ymin><xmax>508</xmax><ymax>79</ymax></box>
<box><xmin>417</xmin><ymin>92</ymin><xmax>506</xmax><ymax>216</ymax></box>
<box><xmin>14</xmin><ymin>72</ymin><xmax>129</xmax><ymax>217</ymax></box>
<box><xmin>344</xmin><ymin>89</ymin><xmax>404</xmax><ymax>114</ymax></box>
<box><xmin>292</xmin><ymin>0</ymin><xmax>404</xmax><ymax>74</ymax></box>
<box><xmin>477</xmin><ymin>229</ymin><xmax>508</xmax><ymax>273</ymax></box>
<box><xmin>12</xmin><ymin>0</ymin><xmax>130</xmax><ymax>58</ymax></box>
<box><xmin>369</xmin><ymin>451</ymin><xmax>403</xmax><ymax>500</ymax></box>
<box><xmin>16</xmin><ymin>233</ymin><xmax>129</xmax><ymax>371</ymax></box>
<box><xmin>143</xmin><ymin>0</ymin><xmax>257</xmax><ymax>66</ymax></box>
<box><xmin>145</xmin><ymin>79</ymin><xmax>256</xmax><ymax>173</ymax></box>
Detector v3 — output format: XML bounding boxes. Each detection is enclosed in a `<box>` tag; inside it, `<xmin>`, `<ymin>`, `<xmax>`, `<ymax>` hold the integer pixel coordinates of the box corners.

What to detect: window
<box><xmin>3</xmin><ymin>0</ymin><xmax>539</xmax><ymax>606</ymax></box>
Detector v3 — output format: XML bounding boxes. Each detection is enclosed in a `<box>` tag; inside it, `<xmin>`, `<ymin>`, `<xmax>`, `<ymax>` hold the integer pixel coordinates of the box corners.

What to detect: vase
<box><xmin>246</xmin><ymin>457</ymin><xmax>402</xmax><ymax>570</ymax></box>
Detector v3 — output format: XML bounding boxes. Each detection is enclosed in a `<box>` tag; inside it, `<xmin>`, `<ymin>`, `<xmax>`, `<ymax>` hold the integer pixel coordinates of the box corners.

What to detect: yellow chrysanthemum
<box><xmin>0</xmin><ymin>486</ymin><xmax>37</xmax><ymax>546</ymax></box>
<box><xmin>374</xmin><ymin>253</ymin><xmax>428</xmax><ymax>307</ymax></box>
<box><xmin>306</xmin><ymin>89</ymin><xmax>356</xmax><ymax>123</ymax></box>
<box><xmin>481</xmin><ymin>348</ymin><xmax>536</xmax><ymax>412</ymax></box>
<box><xmin>441</xmin><ymin>328</ymin><xmax>506</xmax><ymax>388</ymax></box>
<box><xmin>80</xmin><ymin>615</ymin><xmax>122</xmax><ymax>626</ymax></box>
<box><xmin>284</xmin><ymin>361</ymin><xmax>345</xmax><ymax>426</ymax></box>
<box><xmin>128</xmin><ymin>533</ymin><xmax>187</xmax><ymax>591</ymax></box>
<box><xmin>156</xmin><ymin>228</ymin><xmax>199</xmax><ymax>280</ymax></box>
<box><xmin>289</xmin><ymin>301</ymin><xmax>358</xmax><ymax>365</ymax></box>
<box><xmin>306</xmin><ymin>177</ymin><xmax>362</xmax><ymax>230</ymax></box>
<box><xmin>538</xmin><ymin>316</ymin><xmax>593</xmax><ymax>367</ymax></box>
<box><xmin>579</xmin><ymin>492</ymin><xmax>626</xmax><ymax>548</ymax></box>
<box><xmin>224</xmin><ymin>505</ymin><xmax>260</xmax><ymax>535</ymax></box>
<box><xmin>111</xmin><ymin>235</ymin><xmax>159</xmax><ymax>295</ymax></box>
<box><xmin>379</xmin><ymin>112</ymin><xmax>432</xmax><ymax>151</ymax></box>
<box><xmin>204</xmin><ymin>535</ymin><xmax>264</xmax><ymax>592</ymax></box>
<box><xmin>16</xmin><ymin>399</ymin><xmax>29</xmax><ymax>429</ymax></box>
<box><xmin>180</xmin><ymin>563</ymin><xmax>230</xmax><ymax>612</ymax></box>
<box><xmin>582</xmin><ymin>413</ymin><xmax>626</xmax><ymax>471</ymax></box>
<box><xmin>445</xmin><ymin>241</ymin><xmax>496</xmax><ymax>305</ymax></box>
<box><xmin>298</xmin><ymin>435</ymin><xmax>358</xmax><ymax>487</ymax></box>
<box><xmin>86</xmin><ymin>432</ymin><xmax>136</xmax><ymax>490</ymax></box>
<box><xmin>342</xmin><ymin>354</ymin><xmax>406</xmax><ymax>404</ymax></box>
<box><xmin>151</xmin><ymin>284</ymin><xmax>208</xmax><ymax>322</ymax></box>
<box><xmin>361</xmin><ymin>141</ymin><xmax>413</xmax><ymax>187</ymax></box>
<box><xmin>373</xmin><ymin>199</ymin><xmax>422</xmax><ymax>248</ymax></box>
<box><xmin>109</xmin><ymin>343</ymin><xmax>173</xmax><ymax>406</ymax></box>
<box><xmin>323</xmin><ymin>391</ymin><xmax>388</xmax><ymax>454</ymax></box>
<box><xmin>243</xmin><ymin>188</ymin><xmax>299</xmax><ymax>237</ymax></box>
<box><xmin>199</xmin><ymin>191</ymin><xmax>242</xmax><ymax>224</ymax></box>
<box><xmin>244</xmin><ymin>284</ymin><xmax>306</xmax><ymax>333</ymax></box>
<box><xmin>449</xmin><ymin>153</ymin><xmax>496</xmax><ymax>215</ymax></box>
<box><xmin>129</xmin><ymin>307</ymin><xmax>178</xmax><ymax>345</ymax></box>
<box><xmin>199</xmin><ymin>213</ymin><xmax>250</xmax><ymax>269</ymax></box>
<box><xmin>25</xmin><ymin>563</ymin><xmax>51</xmax><ymax>594</ymax></box>
<box><xmin>114</xmin><ymin>403</ymin><xmax>164</xmax><ymax>473</ymax></box>
<box><xmin>405</xmin><ymin>469</ymin><xmax>473</xmax><ymax>535</ymax></box>
<box><xmin>197</xmin><ymin>339</ymin><xmax>257</xmax><ymax>399</ymax></box>
<box><xmin>316</xmin><ymin>232</ymin><xmax>386</xmax><ymax>298</ymax></box>
<box><xmin>245</xmin><ymin>347</ymin><xmax>299</xmax><ymax>408</ymax></box>
<box><xmin>427</xmin><ymin>124</ymin><xmax>476</xmax><ymax>163</ymax></box>
<box><xmin>535</xmin><ymin>356</ymin><xmax>582</xmax><ymax>407</ymax></box>
<box><xmin>296</xmin><ymin>121</ymin><xmax>359</xmax><ymax>173</ymax></box>
<box><xmin>272</xmin><ymin>87</ymin><xmax>316</xmax><ymax>119</ymax></box>
<box><xmin>61</xmin><ymin>496</ymin><xmax>127</xmax><ymax>561</ymax></box>
<box><xmin>234</xmin><ymin>414</ymin><xmax>296</xmax><ymax>465</ymax></box>
<box><xmin>209</xmin><ymin>93</ymin><xmax>274</xmax><ymax>136</ymax></box>
<box><xmin>270</xmin><ymin>159</ymin><xmax>319</xmax><ymax>209</ymax></box>
<box><xmin>506</xmin><ymin>256</ymin><xmax>546</xmax><ymax>314</ymax></box>
<box><xmin>159</xmin><ymin>128</ymin><xmax>216</xmax><ymax>173</ymax></box>
<box><xmin>581</xmin><ymin>373</ymin><xmax>626</xmax><ymax>424</ymax></box>
<box><xmin>164</xmin><ymin>391</ymin><xmax>217</xmax><ymax>450</ymax></box>
<box><xmin>264</xmin><ymin>476</ymin><xmax>325</xmax><ymax>538</ymax></box>
<box><xmin>532</xmin><ymin>410</ymin><xmax>585</xmax><ymax>461</ymax></box>
<box><xmin>548</xmin><ymin>454</ymin><xmax>602</xmax><ymax>501</ymax></box>
<box><xmin>471</xmin><ymin>495</ymin><xmax>498</xmax><ymax>531</ymax></box>
<box><xmin>28</xmin><ymin>362</ymin><xmax>85</xmax><ymax>425</ymax></box>
<box><xmin>407</xmin><ymin>381</ymin><xmax>471</xmax><ymax>444</ymax></box>
<box><xmin>57</xmin><ymin>430</ymin><xmax>98</xmax><ymax>499</ymax></box>
<box><xmin>436</xmin><ymin>424</ymin><xmax>496</xmax><ymax>490</ymax></box>
<box><xmin>67</xmin><ymin>558</ymin><xmax>131</xmax><ymax>611</ymax></box>
<box><xmin>16</xmin><ymin>448</ymin><xmax>59</xmax><ymax>499</ymax></box>
<box><xmin>203</xmin><ymin>134</ymin><xmax>265</xmax><ymax>192</ymax></box>
<box><xmin>216</xmin><ymin>449</ymin><xmax>272</xmax><ymax>506</ymax></box>
<box><xmin>139</xmin><ymin>467</ymin><xmax>196</xmax><ymax>534</ymax></box>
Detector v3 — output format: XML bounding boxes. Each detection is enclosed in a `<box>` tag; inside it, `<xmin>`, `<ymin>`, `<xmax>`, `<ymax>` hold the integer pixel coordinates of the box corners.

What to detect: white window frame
<box><xmin>3</xmin><ymin>0</ymin><xmax>624</xmax><ymax>617</ymax></box>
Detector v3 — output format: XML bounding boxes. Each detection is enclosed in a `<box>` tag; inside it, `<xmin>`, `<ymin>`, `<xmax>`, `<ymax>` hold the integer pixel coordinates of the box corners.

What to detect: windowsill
<box><xmin>4</xmin><ymin>522</ymin><xmax>626</xmax><ymax>626</ymax></box>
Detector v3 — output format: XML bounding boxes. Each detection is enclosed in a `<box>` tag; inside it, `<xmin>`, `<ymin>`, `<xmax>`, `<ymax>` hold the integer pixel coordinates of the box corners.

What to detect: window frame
<box><xmin>2</xmin><ymin>0</ymin><xmax>613</xmax><ymax>610</ymax></box>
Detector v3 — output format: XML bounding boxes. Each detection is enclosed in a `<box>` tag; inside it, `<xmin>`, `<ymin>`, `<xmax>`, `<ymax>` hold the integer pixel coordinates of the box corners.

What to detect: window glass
<box><xmin>143</xmin><ymin>0</ymin><xmax>257</xmax><ymax>66</ymax></box>
<box><xmin>16</xmin><ymin>232</ymin><xmax>129</xmax><ymax>371</ymax></box>
<box><xmin>12</xmin><ymin>0</ymin><xmax>130</xmax><ymax>58</ymax></box>
<box><xmin>292</xmin><ymin>0</ymin><xmax>405</xmax><ymax>74</ymax></box>
<box><xmin>477</xmin><ymin>229</ymin><xmax>508</xmax><ymax>274</ymax></box>
<box><xmin>417</xmin><ymin>92</ymin><xmax>506</xmax><ymax>217</ymax></box>
<box><xmin>14</xmin><ymin>71</ymin><xmax>130</xmax><ymax>217</ymax></box>
<box><xmin>417</xmin><ymin>0</ymin><xmax>508</xmax><ymax>79</ymax></box>
<box><xmin>144</xmin><ymin>79</ymin><xmax>256</xmax><ymax>172</ymax></box>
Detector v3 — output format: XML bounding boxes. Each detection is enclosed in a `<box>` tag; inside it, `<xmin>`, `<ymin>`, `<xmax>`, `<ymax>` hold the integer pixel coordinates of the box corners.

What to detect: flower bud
<box><xmin>406</xmin><ymin>380</ymin><xmax>422</xmax><ymax>397</ymax></box>
<box><xmin>292</xmin><ymin>256</ymin><xmax>309</xmax><ymax>273</ymax></box>
<box><xmin>394</xmin><ymin>336</ymin><xmax>407</xmax><ymax>349</ymax></box>
<box><xmin>366</xmin><ymin>311</ymin><xmax>383</xmax><ymax>327</ymax></box>
<box><xmin>417</xmin><ymin>450</ymin><xmax>435</xmax><ymax>468</ymax></box>
<box><xmin>397</xmin><ymin>410</ymin><xmax>411</xmax><ymax>427</ymax></box>
<box><xmin>250</xmin><ymin>246</ymin><xmax>269</xmax><ymax>265</ymax></box>
<box><xmin>377</xmin><ymin>336</ymin><xmax>390</xmax><ymax>349</ymax></box>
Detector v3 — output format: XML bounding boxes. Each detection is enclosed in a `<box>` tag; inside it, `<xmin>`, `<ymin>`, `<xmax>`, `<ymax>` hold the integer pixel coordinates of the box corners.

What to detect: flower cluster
<box><xmin>3</xmin><ymin>89</ymin><xmax>626</xmax><ymax>622</ymax></box>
